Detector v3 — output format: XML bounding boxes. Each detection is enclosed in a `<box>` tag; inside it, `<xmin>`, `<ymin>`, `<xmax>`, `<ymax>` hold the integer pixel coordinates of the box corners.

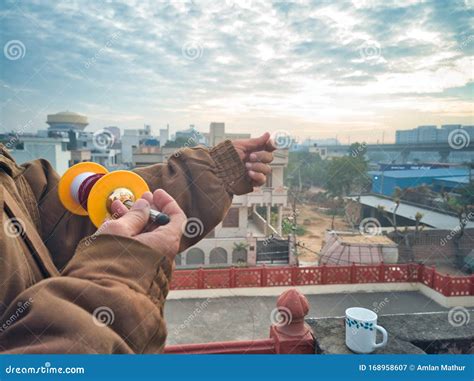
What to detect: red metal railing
<box><xmin>170</xmin><ymin>263</ymin><xmax>474</xmax><ymax>297</ymax></box>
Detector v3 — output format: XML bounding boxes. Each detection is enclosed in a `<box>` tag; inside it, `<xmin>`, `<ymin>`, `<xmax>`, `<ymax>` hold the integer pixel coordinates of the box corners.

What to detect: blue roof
<box><xmin>369</xmin><ymin>168</ymin><xmax>468</xmax><ymax>179</ymax></box>
<box><xmin>433</xmin><ymin>176</ymin><xmax>469</xmax><ymax>184</ymax></box>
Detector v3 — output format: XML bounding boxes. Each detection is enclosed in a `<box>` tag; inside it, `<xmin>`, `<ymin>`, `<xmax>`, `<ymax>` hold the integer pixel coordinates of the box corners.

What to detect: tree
<box><xmin>377</xmin><ymin>197</ymin><xmax>425</xmax><ymax>263</ymax></box>
<box><xmin>163</xmin><ymin>136</ymin><xmax>198</xmax><ymax>148</ymax></box>
<box><xmin>442</xmin><ymin>181</ymin><xmax>474</xmax><ymax>270</ymax></box>
<box><xmin>285</xmin><ymin>151</ymin><xmax>327</xmax><ymax>189</ymax></box>
<box><xmin>325</xmin><ymin>156</ymin><xmax>370</xmax><ymax>197</ymax></box>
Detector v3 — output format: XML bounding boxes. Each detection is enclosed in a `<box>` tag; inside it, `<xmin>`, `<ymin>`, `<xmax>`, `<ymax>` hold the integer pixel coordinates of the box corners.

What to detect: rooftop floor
<box><xmin>164</xmin><ymin>291</ymin><xmax>447</xmax><ymax>345</ymax></box>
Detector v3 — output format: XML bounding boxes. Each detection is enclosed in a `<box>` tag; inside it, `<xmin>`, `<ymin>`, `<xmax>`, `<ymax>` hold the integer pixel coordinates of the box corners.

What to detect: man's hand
<box><xmin>233</xmin><ymin>132</ymin><xmax>277</xmax><ymax>187</ymax></box>
<box><xmin>97</xmin><ymin>190</ymin><xmax>186</xmax><ymax>260</ymax></box>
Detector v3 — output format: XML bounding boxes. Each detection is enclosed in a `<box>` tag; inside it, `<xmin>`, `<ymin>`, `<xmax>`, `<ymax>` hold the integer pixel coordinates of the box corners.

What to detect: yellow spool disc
<box><xmin>58</xmin><ymin>162</ymin><xmax>108</xmax><ymax>216</ymax></box>
<box><xmin>87</xmin><ymin>170</ymin><xmax>150</xmax><ymax>227</ymax></box>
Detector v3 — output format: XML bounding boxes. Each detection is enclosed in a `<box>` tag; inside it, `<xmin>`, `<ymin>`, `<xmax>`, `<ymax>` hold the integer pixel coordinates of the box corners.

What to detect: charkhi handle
<box><xmin>123</xmin><ymin>200</ymin><xmax>170</xmax><ymax>226</ymax></box>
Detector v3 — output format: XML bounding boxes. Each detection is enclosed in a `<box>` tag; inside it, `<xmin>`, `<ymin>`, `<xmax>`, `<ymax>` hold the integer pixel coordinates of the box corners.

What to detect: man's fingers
<box><xmin>245</xmin><ymin>162</ymin><xmax>272</xmax><ymax>175</ymax></box>
<box><xmin>152</xmin><ymin>189</ymin><xmax>184</xmax><ymax>217</ymax></box>
<box><xmin>249</xmin><ymin>151</ymin><xmax>273</xmax><ymax>163</ymax></box>
<box><xmin>266</xmin><ymin>138</ymin><xmax>277</xmax><ymax>152</ymax></box>
<box><xmin>248</xmin><ymin>170</ymin><xmax>266</xmax><ymax>186</ymax></box>
<box><xmin>109</xmin><ymin>191</ymin><xmax>153</xmax><ymax>219</ymax></box>
<box><xmin>241</xmin><ymin>132</ymin><xmax>271</xmax><ymax>152</ymax></box>
<box><xmin>141</xmin><ymin>191</ymin><xmax>153</xmax><ymax>205</ymax></box>
<box><xmin>116</xmin><ymin>198</ymin><xmax>151</xmax><ymax>236</ymax></box>
<box><xmin>110</xmin><ymin>199</ymin><xmax>129</xmax><ymax>218</ymax></box>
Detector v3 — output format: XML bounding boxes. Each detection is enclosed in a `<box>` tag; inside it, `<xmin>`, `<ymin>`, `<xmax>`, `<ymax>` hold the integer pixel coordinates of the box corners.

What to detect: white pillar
<box><xmin>266</xmin><ymin>203</ymin><xmax>271</xmax><ymax>235</ymax></box>
<box><xmin>277</xmin><ymin>205</ymin><xmax>283</xmax><ymax>235</ymax></box>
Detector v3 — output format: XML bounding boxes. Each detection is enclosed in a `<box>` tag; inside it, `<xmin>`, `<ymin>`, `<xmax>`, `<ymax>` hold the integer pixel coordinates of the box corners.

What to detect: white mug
<box><xmin>345</xmin><ymin>307</ymin><xmax>388</xmax><ymax>353</ymax></box>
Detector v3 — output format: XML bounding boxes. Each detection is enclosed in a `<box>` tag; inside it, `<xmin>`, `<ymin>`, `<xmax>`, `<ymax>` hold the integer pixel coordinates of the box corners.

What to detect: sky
<box><xmin>1</xmin><ymin>0</ymin><xmax>473</xmax><ymax>143</ymax></box>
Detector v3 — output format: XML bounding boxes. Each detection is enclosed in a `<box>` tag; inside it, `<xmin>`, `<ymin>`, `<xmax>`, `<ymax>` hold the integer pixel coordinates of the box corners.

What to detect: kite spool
<box><xmin>58</xmin><ymin>162</ymin><xmax>169</xmax><ymax>228</ymax></box>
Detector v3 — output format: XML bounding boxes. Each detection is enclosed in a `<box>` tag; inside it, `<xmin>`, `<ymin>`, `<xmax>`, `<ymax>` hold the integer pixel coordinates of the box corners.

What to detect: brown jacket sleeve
<box><xmin>134</xmin><ymin>140</ymin><xmax>252</xmax><ymax>251</ymax></box>
<box><xmin>1</xmin><ymin>235</ymin><xmax>173</xmax><ymax>353</ymax></box>
<box><xmin>0</xmin><ymin>140</ymin><xmax>252</xmax><ymax>353</ymax></box>
<box><xmin>23</xmin><ymin>140</ymin><xmax>251</xmax><ymax>270</ymax></box>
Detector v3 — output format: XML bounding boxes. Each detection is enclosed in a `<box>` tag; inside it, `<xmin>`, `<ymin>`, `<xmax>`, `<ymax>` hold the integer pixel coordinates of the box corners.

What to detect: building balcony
<box><xmin>233</xmin><ymin>186</ymin><xmax>288</xmax><ymax>207</ymax></box>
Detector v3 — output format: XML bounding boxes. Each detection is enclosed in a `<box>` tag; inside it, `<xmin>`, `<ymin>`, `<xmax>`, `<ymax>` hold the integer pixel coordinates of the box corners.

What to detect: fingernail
<box><xmin>245</xmin><ymin>162</ymin><xmax>252</xmax><ymax>169</ymax></box>
<box><xmin>132</xmin><ymin>198</ymin><xmax>149</xmax><ymax>210</ymax></box>
<box><xmin>250</xmin><ymin>153</ymin><xmax>257</xmax><ymax>161</ymax></box>
<box><xmin>248</xmin><ymin>170</ymin><xmax>255</xmax><ymax>176</ymax></box>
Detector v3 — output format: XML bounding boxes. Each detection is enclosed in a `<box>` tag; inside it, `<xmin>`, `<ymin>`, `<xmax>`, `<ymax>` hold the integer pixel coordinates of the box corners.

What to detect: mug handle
<box><xmin>374</xmin><ymin>325</ymin><xmax>388</xmax><ymax>349</ymax></box>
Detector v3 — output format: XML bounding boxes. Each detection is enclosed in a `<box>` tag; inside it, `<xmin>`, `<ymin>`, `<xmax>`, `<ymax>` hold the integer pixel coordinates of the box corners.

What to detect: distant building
<box><xmin>319</xmin><ymin>231</ymin><xmax>398</xmax><ymax>265</ymax></box>
<box><xmin>131</xmin><ymin>122</ymin><xmax>290</xmax><ymax>268</ymax></box>
<box><xmin>204</xmin><ymin>122</ymin><xmax>251</xmax><ymax>146</ymax></box>
<box><xmin>46</xmin><ymin>111</ymin><xmax>88</xmax><ymax>132</ymax></box>
<box><xmin>299</xmin><ymin>138</ymin><xmax>340</xmax><ymax>150</ymax></box>
<box><xmin>395</xmin><ymin>124</ymin><xmax>472</xmax><ymax>145</ymax></box>
<box><xmin>132</xmin><ymin>146</ymin><xmax>176</xmax><ymax>168</ymax></box>
<box><xmin>159</xmin><ymin>125</ymin><xmax>170</xmax><ymax>146</ymax></box>
<box><xmin>122</xmin><ymin>125</ymin><xmax>152</xmax><ymax>164</ymax></box>
<box><xmin>370</xmin><ymin>168</ymin><xmax>469</xmax><ymax>196</ymax></box>
<box><xmin>9</xmin><ymin>136</ymin><xmax>71</xmax><ymax>175</ymax></box>
<box><xmin>70</xmin><ymin>149</ymin><xmax>91</xmax><ymax>164</ymax></box>
<box><xmin>104</xmin><ymin>126</ymin><xmax>121</xmax><ymax>144</ymax></box>
<box><xmin>178</xmin><ymin>149</ymin><xmax>290</xmax><ymax>269</ymax></box>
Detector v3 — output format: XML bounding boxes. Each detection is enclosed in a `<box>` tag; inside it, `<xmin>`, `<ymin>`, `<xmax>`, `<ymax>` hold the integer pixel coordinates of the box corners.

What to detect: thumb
<box><xmin>116</xmin><ymin>198</ymin><xmax>150</xmax><ymax>236</ymax></box>
<box><xmin>242</xmin><ymin>132</ymin><xmax>271</xmax><ymax>152</ymax></box>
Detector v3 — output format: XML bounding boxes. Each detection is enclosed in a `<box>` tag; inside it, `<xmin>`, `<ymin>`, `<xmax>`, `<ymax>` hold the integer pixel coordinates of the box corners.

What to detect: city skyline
<box><xmin>1</xmin><ymin>0</ymin><xmax>473</xmax><ymax>143</ymax></box>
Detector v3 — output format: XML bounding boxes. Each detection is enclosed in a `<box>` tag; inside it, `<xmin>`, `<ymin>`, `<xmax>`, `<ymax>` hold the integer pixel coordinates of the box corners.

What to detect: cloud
<box><xmin>0</xmin><ymin>0</ymin><xmax>472</xmax><ymax>140</ymax></box>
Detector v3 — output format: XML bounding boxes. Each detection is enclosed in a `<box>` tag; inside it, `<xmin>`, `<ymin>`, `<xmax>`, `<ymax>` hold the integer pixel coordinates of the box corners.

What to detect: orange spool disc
<box><xmin>58</xmin><ymin>162</ymin><xmax>108</xmax><ymax>216</ymax></box>
<box><xmin>87</xmin><ymin>170</ymin><xmax>150</xmax><ymax>227</ymax></box>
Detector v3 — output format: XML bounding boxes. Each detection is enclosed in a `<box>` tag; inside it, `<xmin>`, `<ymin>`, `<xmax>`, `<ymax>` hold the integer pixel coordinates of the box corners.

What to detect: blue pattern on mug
<box><xmin>346</xmin><ymin>318</ymin><xmax>374</xmax><ymax>331</ymax></box>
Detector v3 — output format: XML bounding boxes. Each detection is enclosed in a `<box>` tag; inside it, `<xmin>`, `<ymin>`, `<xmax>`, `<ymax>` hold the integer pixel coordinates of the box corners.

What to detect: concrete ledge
<box><xmin>307</xmin><ymin>311</ymin><xmax>474</xmax><ymax>354</ymax></box>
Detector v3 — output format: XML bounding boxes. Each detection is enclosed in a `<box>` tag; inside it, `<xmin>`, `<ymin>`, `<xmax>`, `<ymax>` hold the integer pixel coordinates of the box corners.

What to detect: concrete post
<box><xmin>266</xmin><ymin>203</ymin><xmax>271</xmax><ymax>236</ymax></box>
<box><xmin>269</xmin><ymin>288</ymin><xmax>315</xmax><ymax>354</ymax></box>
<box><xmin>277</xmin><ymin>205</ymin><xmax>283</xmax><ymax>235</ymax></box>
